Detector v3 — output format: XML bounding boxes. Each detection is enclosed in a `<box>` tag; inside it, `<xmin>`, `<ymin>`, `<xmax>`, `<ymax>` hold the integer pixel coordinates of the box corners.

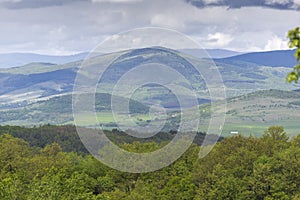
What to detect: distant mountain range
<box><xmin>0</xmin><ymin>52</ymin><xmax>88</xmax><ymax>68</ymax></box>
<box><xmin>216</xmin><ymin>50</ymin><xmax>296</xmax><ymax>68</ymax></box>
<box><xmin>0</xmin><ymin>49</ymin><xmax>241</xmax><ymax>68</ymax></box>
<box><xmin>0</xmin><ymin>47</ymin><xmax>297</xmax><ymax>104</ymax></box>
<box><xmin>179</xmin><ymin>49</ymin><xmax>243</xmax><ymax>58</ymax></box>
<box><xmin>0</xmin><ymin>47</ymin><xmax>299</xmax><ymax>134</ymax></box>
<box><xmin>0</xmin><ymin>49</ymin><xmax>296</xmax><ymax>69</ymax></box>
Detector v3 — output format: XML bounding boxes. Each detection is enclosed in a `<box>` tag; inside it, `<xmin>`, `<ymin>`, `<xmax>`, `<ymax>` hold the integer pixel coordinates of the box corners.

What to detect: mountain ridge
<box><xmin>0</xmin><ymin>52</ymin><xmax>88</xmax><ymax>68</ymax></box>
<box><xmin>0</xmin><ymin>47</ymin><xmax>297</xmax><ymax>105</ymax></box>
<box><xmin>216</xmin><ymin>49</ymin><xmax>296</xmax><ymax>68</ymax></box>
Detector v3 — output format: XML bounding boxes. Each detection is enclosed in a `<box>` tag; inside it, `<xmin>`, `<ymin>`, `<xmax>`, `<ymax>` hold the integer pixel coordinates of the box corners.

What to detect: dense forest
<box><xmin>0</xmin><ymin>125</ymin><xmax>300</xmax><ymax>199</ymax></box>
<box><xmin>0</xmin><ymin>125</ymin><xmax>221</xmax><ymax>153</ymax></box>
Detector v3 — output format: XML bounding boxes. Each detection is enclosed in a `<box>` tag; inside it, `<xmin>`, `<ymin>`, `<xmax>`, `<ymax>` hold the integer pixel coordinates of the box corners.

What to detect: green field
<box><xmin>1</xmin><ymin>89</ymin><xmax>300</xmax><ymax>138</ymax></box>
<box><xmin>219</xmin><ymin>120</ymin><xmax>300</xmax><ymax>137</ymax></box>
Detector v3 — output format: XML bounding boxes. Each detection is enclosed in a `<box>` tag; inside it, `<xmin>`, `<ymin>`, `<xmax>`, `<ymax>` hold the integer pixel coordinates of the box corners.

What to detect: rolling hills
<box><xmin>197</xmin><ymin>89</ymin><xmax>300</xmax><ymax>136</ymax></box>
<box><xmin>0</xmin><ymin>47</ymin><xmax>298</xmax><ymax>106</ymax></box>
<box><xmin>1</xmin><ymin>89</ymin><xmax>300</xmax><ymax>138</ymax></box>
<box><xmin>0</xmin><ymin>52</ymin><xmax>88</xmax><ymax>68</ymax></box>
<box><xmin>0</xmin><ymin>47</ymin><xmax>299</xmax><ymax>137</ymax></box>
<box><xmin>216</xmin><ymin>50</ymin><xmax>296</xmax><ymax>68</ymax></box>
<box><xmin>179</xmin><ymin>48</ymin><xmax>243</xmax><ymax>58</ymax></box>
<box><xmin>0</xmin><ymin>93</ymin><xmax>150</xmax><ymax>126</ymax></box>
<box><xmin>0</xmin><ymin>48</ymin><xmax>241</xmax><ymax>69</ymax></box>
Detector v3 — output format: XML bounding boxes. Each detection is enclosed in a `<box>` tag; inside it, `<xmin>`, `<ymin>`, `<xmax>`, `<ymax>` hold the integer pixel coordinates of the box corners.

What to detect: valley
<box><xmin>0</xmin><ymin>47</ymin><xmax>299</xmax><ymax>137</ymax></box>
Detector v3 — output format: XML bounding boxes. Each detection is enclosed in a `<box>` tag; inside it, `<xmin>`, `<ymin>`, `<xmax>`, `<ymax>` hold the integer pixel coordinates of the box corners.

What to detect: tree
<box><xmin>262</xmin><ymin>126</ymin><xmax>288</xmax><ymax>141</ymax></box>
<box><xmin>287</xmin><ymin>27</ymin><xmax>300</xmax><ymax>83</ymax></box>
<box><xmin>261</xmin><ymin>126</ymin><xmax>288</xmax><ymax>156</ymax></box>
<box><xmin>0</xmin><ymin>134</ymin><xmax>31</xmax><ymax>173</ymax></box>
<box><xmin>0</xmin><ymin>175</ymin><xmax>21</xmax><ymax>200</ymax></box>
<box><xmin>27</xmin><ymin>167</ymin><xmax>98</xmax><ymax>200</ymax></box>
<box><xmin>159</xmin><ymin>175</ymin><xmax>196</xmax><ymax>200</ymax></box>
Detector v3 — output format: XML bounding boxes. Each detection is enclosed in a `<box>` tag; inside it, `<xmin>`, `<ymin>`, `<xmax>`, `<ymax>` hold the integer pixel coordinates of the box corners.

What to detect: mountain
<box><xmin>0</xmin><ymin>93</ymin><xmax>150</xmax><ymax>126</ymax></box>
<box><xmin>0</xmin><ymin>49</ymin><xmax>242</xmax><ymax>69</ymax></box>
<box><xmin>0</xmin><ymin>52</ymin><xmax>88</xmax><ymax>68</ymax></box>
<box><xmin>0</xmin><ymin>47</ymin><xmax>299</xmax><ymax>135</ymax></box>
<box><xmin>216</xmin><ymin>50</ymin><xmax>296</xmax><ymax>68</ymax></box>
<box><xmin>0</xmin><ymin>46</ymin><xmax>298</xmax><ymax>106</ymax></box>
<box><xmin>1</xmin><ymin>89</ymin><xmax>300</xmax><ymax>137</ymax></box>
<box><xmin>179</xmin><ymin>48</ymin><xmax>243</xmax><ymax>58</ymax></box>
<box><xmin>194</xmin><ymin>89</ymin><xmax>300</xmax><ymax>137</ymax></box>
<box><xmin>0</xmin><ymin>47</ymin><xmax>297</xmax><ymax>122</ymax></box>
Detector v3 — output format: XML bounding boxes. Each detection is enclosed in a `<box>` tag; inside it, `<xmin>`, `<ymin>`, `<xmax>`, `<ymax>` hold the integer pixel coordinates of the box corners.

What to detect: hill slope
<box><xmin>197</xmin><ymin>89</ymin><xmax>300</xmax><ymax>136</ymax></box>
<box><xmin>0</xmin><ymin>93</ymin><xmax>150</xmax><ymax>126</ymax></box>
<box><xmin>0</xmin><ymin>47</ymin><xmax>298</xmax><ymax>106</ymax></box>
<box><xmin>179</xmin><ymin>48</ymin><xmax>243</xmax><ymax>58</ymax></box>
<box><xmin>217</xmin><ymin>50</ymin><xmax>296</xmax><ymax>67</ymax></box>
<box><xmin>1</xmin><ymin>88</ymin><xmax>300</xmax><ymax>138</ymax></box>
<box><xmin>0</xmin><ymin>47</ymin><xmax>299</xmax><ymax>132</ymax></box>
<box><xmin>0</xmin><ymin>52</ymin><xmax>88</xmax><ymax>68</ymax></box>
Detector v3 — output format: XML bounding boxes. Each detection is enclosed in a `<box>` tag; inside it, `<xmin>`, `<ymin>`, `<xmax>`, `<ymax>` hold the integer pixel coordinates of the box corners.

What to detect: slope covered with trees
<box><xmin>0</xmin><ymin>126</ymin><xmax>299</xmax><ymax>199</ymax></box>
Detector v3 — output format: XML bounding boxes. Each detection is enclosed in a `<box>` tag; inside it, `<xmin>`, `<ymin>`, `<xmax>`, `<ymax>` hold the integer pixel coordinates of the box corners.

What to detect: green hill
<box><xmin>197</xmin><ymin>89</ymin><xmax>300</xmax><ymax>137</ymax></box>
<box><xmin>0</xmin><ymin>47</ymin><xmax>298</xmax><ymax>107</ymax></box>
<box><xmin>1</xmin><ymin>89</ymin><xmax>300</xmax><ymax>137</ymax></box>
<box><xmin>0</xmin><ymin>93</ymin><xmax>150</xmax><ymax>127</ymax></box>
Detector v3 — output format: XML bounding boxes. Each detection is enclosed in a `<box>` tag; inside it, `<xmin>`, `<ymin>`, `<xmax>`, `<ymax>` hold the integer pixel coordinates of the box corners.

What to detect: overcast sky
<box><xmin>0</xmin><ymin>0</ymin><xmax>299</xmax><ymax>55</ymax></box>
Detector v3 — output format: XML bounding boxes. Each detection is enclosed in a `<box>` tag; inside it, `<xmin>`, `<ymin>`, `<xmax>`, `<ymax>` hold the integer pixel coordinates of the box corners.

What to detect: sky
<box><xmin>0</xmin><ymin>0</ymin><xmax>299</xmax><ymax>55</ymax></box>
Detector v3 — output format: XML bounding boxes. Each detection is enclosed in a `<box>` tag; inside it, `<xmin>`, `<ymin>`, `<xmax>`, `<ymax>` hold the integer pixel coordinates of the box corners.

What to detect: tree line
<box><xmin>0</xmin><ymin>125</ymin><xmax>300</xmax><ymax>199</ymax></box>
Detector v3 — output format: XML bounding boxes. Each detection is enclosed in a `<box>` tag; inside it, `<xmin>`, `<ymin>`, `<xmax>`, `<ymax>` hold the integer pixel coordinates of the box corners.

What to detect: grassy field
<box><xmin>1</xmin><ymin>89</ymin><xmax>299</xmax><ymax>138</ymax></box>
<box><xmin>218</xmin><ymin>120</ymin><xmax>300</xmax><ymax>137</ymax></box>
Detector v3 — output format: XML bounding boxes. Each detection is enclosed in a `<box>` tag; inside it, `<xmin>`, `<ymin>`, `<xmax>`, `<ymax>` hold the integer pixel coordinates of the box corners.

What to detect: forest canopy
<box><xmin>0</xmin><ymin>125</ymin><xmax>300</xmax><ymax>199</ymax></box>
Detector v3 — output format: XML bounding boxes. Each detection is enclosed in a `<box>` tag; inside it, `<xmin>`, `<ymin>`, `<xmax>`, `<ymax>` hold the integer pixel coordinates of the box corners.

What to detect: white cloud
<box><xmin>292</xmin><ymin>0</ymin><xmax>300</xmax><ymax>8</ymax></box>
<box><xmin>294</xmin><ymin>0</ymin><xmax>300</xmax><ymax>4</ymax></box>
<box><xmin>150</xmin><ymin>14</ymin><xmax>185</xmax><ymax>30</ymax></box>
<box><xmin>202</xmin><ymin>0</ymin><xmax>223</xmax><ymax>5</ymax></box>
<box><xmin>264</xmin><ymin>35</ymin><xmax>289</xmax><ymax>51</ymax></box>
<box><xmin>206</xmin><ymin>32</ymin><xmax>233</xmax><ymax>47</ymax></box>
<box><xmin>99</xmin><ymin>28</ymin><xmax>201</xmax><ymax>53</ymax></box>
<box><xmin>92</xmin><ymin>0</ymin><xmax>143</xmax><ymax>3</ymax></box>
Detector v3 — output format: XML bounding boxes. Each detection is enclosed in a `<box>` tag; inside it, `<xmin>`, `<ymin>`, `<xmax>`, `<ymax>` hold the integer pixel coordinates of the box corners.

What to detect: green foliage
<box><xmin>0</xmin><ymin>126</ymin><xmax>299</xmax><ymax>199</ymax></box>
<box><xmin>27</xmin><ymin>168</ymin><xmax>98</xmax><ymax>200</ymax></box>
<box><xmin>0</xmin><ymin>125</ymin><xmax>89</xmax><ymax>153</ymax></box>
<box><xmin>0</xmin><ymin>125</ymin><xmax>215</xmax><ymax>154</ymax></box>
<box><xmin>0</xmin><ymin>175</ymin><xmax>21</xmax><ymax>200</ymax></box>
<box><xmin>194</xmin><ymin>130</ymin><xmax>300</xmax><ymax>200</ymax></box>
<box><xmin>159</xmin><ymin>175</ymin><xmax>196</xmax><ymax>200</ymax></box>
<box><xmin>263</xmin><ymin>126</ymin><xmax>288</xmax><ymax>141</ymax></box>
<box><xmin>287</xmin><ymin>27</ymin><xmax>300</xmax><ymax>83</ymax></box>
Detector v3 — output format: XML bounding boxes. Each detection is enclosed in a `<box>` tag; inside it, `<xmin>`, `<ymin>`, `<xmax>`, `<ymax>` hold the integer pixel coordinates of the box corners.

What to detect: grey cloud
<box><xmin>185</xmin><ymin>0</ymin><xmax>298</xmax><ymax>10</ymax></box>
<box><xmin>0</xmin><ymin>0</ymin><xmax>299</xmax><ymax>54</ymax></box>
<box><xmin>2</xmin><ymin>0</ymin><xmax>298</xmax><ymax>10</ymax></box>
<box><xmin>0</xmin><ymin>0</ymin><xmax>88</xmax><ymax>9</ymax></box>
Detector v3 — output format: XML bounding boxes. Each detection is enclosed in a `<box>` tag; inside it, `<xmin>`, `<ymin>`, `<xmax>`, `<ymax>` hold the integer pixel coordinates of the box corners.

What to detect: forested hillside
<box><xmin>0</xmin><ymin>126</ymin><xmax>299</xmax><ymax>199</ymax></box>
<box><xmin>0</xmin><ymin>125</ymin><xmax>219</xmax><ymax>153</ymax></box>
